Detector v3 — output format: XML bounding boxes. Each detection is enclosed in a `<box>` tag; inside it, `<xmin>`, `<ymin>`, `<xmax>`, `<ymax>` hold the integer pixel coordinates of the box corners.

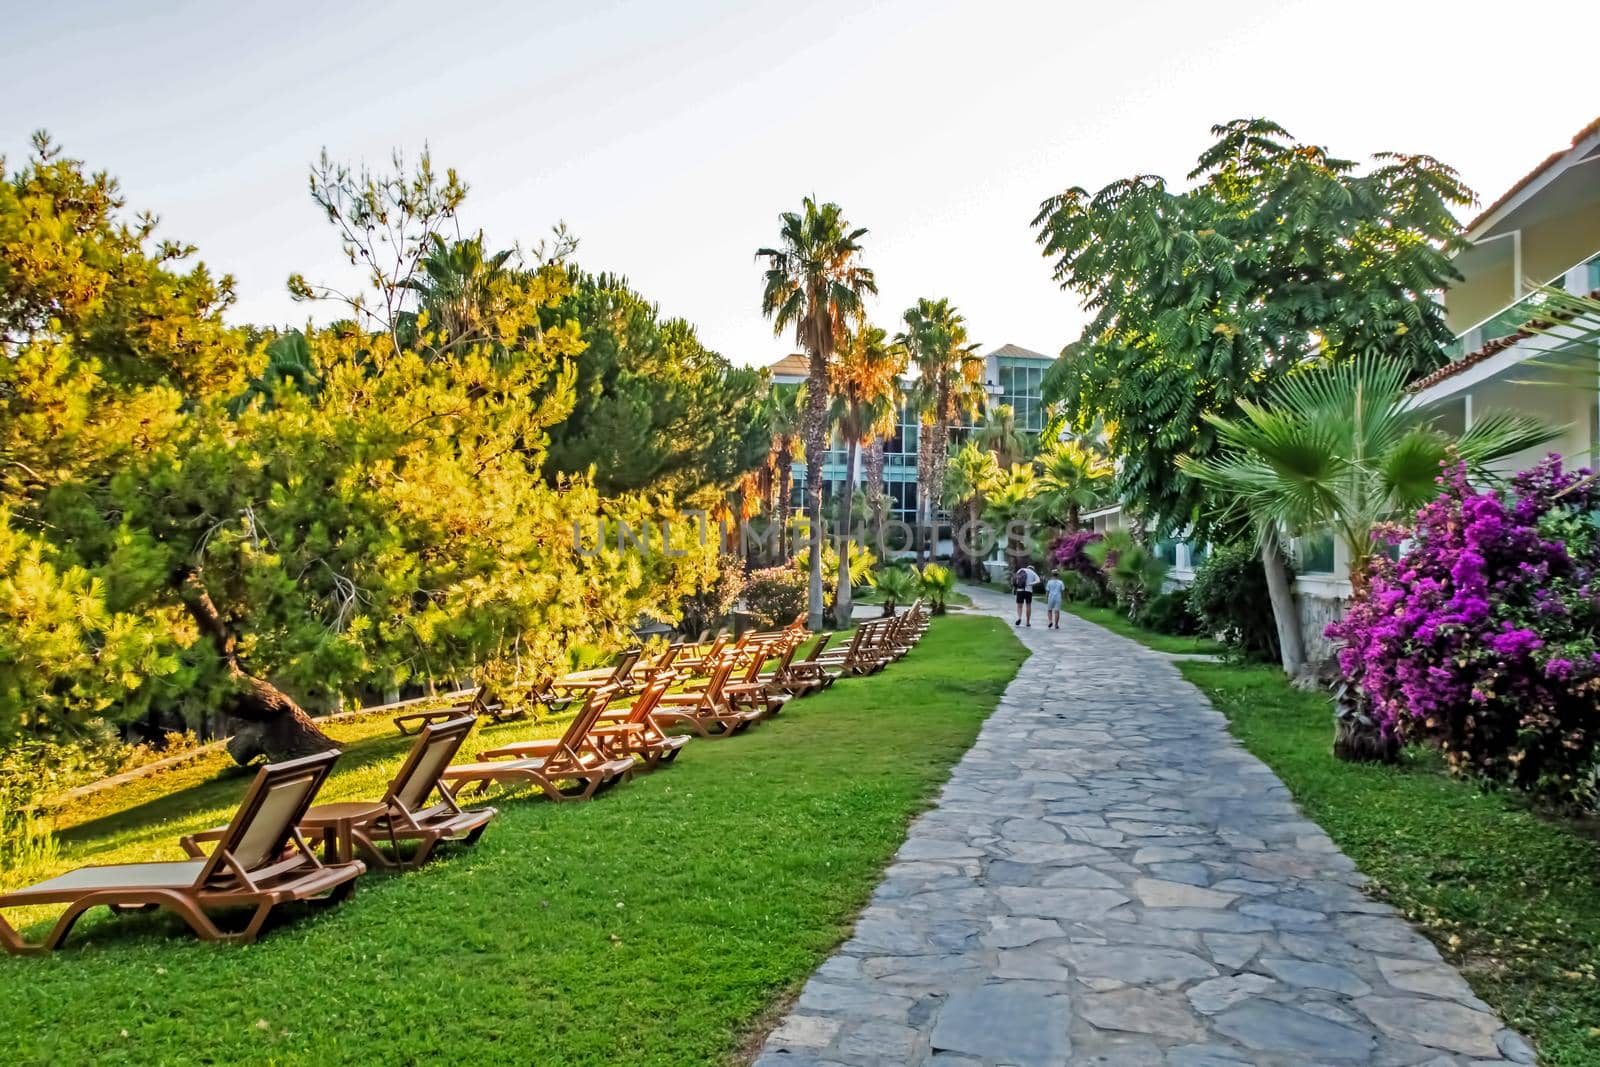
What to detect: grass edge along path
<box><xmin>0</xmin><ymin>615</ymin><xmax>1027</xmax><ymax>1067</ymax></box>
<box><xmin>1062</xmin><ymin>600</ymin><xmax>1225</xmax><ymax>655</ymax></box>
<box><xmin>1182</xmin><ymin>659</ymin><xmax>1600</xmax><ymax>1066</ymax></box>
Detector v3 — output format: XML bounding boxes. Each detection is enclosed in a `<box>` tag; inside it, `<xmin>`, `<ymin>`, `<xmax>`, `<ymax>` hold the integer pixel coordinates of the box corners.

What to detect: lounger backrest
<box><xmin>626</xmin><ymin>676</ymin><xmax>673</xmax><ymax>722</ymax></box>
<box><xmin>700</xmin><ymin>657</ymin><xmax>738</xmax><ymax>699</ymax></box>
<box><xmin>199</xmin><ymin>750</ymin><xmax>340</xmax><ymax>885</ymax></box>
<box><xmin>390</xmin><ymin>715</ymin><xmax>476</xmax><ymax>811</ymax></box>
<box><xmin>768</xmin><ymin>639</ymin><xmax>797</xmax><ymax>675</ymax></box>
<box><xmin>557</xmin><ymin>685</ymin><xmax>617</xmax><ymax>753</ymax></box>
<box><xmin>609</xmin><ymin>648</ymin><xmax>642</xmax><ymax>684</ymax></box>
<box><xmin>800</xmin><ymin>632</ymin><xmax>831</xmax><ymax>663</ymax></box>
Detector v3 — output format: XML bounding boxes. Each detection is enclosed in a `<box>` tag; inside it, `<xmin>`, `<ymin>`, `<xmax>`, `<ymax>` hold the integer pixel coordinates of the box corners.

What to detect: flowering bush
<box><xmin>1329</xmin><ymin>458</ymin><xmax>1600</xmax><ymax>809</ymax></box>
<box><xmin>741</xmin><ymin>566</ymin><xmax>808</xmax><ymax>629</ymax></box>
<box><xmin>1050</xmin><ymin>530</ymin><xmax>1110</xmax><ymax>604</ymax></box>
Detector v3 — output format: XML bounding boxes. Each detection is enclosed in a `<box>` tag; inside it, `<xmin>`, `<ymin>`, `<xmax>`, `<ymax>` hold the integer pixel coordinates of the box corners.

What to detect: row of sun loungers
<box><xmin>0</xmin><ymin>602</ymin><xmax>933</xmax><ymax>955</ymax></box>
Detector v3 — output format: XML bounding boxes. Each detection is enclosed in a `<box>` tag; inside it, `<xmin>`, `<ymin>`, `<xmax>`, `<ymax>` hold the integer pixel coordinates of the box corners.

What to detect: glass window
<box><xmin>1299</xmin><ymin>530</ymin><xmax>1335</xmax><ymax>574</ymax></box>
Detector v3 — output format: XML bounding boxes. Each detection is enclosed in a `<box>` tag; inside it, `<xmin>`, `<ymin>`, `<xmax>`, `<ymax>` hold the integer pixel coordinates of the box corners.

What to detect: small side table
<box><xmin>298</xmin><ymin>801</ymin><xmax>389</xmax><ymax>864</ymax></box>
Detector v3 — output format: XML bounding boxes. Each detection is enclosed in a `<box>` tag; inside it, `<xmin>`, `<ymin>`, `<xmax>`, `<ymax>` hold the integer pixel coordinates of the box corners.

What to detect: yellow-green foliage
<box><xmin>0</xmin><ymin>136</ymin><xmax>733</xmax><ymax>751</ymax></box>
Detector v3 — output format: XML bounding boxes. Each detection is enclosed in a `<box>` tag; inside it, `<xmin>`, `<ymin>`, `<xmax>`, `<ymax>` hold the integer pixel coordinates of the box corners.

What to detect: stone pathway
<box><xmin>753</xmin><ymin>588</ymin><xmax>1533</xmax><ymax>1066</ymax></box>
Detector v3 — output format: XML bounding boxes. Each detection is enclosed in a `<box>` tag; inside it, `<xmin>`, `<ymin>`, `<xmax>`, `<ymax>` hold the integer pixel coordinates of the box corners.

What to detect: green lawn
<box><xmin>1182</xmin><ymin>660</ymin><xmax>1600</xmax><ymax>1067</ymax></box>
<box><xmin>1</xmin><ymin>615</ymin><xmax>1026</xmax><ymax>1066</ymax></box>
<box><xmin>1063</xmin><ymin>601</ymin><xmax>1226</xmax><ymax>655</ymax></box>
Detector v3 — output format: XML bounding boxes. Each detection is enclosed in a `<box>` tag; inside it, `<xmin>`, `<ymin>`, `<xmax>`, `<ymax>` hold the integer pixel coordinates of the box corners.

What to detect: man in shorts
<box><xmin>1012</xmin><ymin>562</ymin><xmax>1040</xmax><ymax>626</ymax></box>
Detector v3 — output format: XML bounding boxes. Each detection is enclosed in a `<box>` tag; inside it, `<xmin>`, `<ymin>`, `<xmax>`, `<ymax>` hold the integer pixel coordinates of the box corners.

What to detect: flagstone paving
<box><xmin>753</xmin><ymin>587</ymin><xmax>1533</xmax><ymax>1066</ymax></box>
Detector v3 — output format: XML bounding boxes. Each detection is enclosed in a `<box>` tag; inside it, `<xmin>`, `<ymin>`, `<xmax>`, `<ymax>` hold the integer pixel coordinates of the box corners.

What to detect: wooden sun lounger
<box><xmin>440</xmin><ymin>687</ymin><xmax>635</xmax><ymax>802</ymax></box>
<box><xmin>767</xmin><ymin>632</ymin><xmax>840</xmax><ymax>696</ymax></box>
<box><xmin>551</xmin><ymin>647</ymin><xmax>644</xmax><ymax>698</ymax></box>
<box><xmin>0</xmin><ymin>751</ymin><xmax>363</xmax><ymax>955</ymax></box>
<box><xmin>481</xmin><ymin>675</ymin><xmax>690</xmax><ymax>770</ymax></box>
<box><xmin>393</xmin><ymin>684</ymin><xmax>538</xmax><ymax>736</ymax></box>
<box><xmin>653</xmin><ymin>658</ymin><xmax>763</xmax><ymax>738</ymax></box>
<box><xmin>725</xmin><ymin>641</ymin><xmax>795</xmax><ymax>717</ymax></box>
<box><xmin>183</xmin><ymin>716</ymin><xmax>496</xmax><ymax>871</ymax></box>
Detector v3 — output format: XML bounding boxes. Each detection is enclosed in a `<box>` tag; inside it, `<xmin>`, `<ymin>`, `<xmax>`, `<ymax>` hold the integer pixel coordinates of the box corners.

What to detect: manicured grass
<box><xmin>1182</xmin><ymin>660</ymin><xmax>1600</xmax><ymax>1067</ymax></box>
<box><xmin>1063</xmin><ymin>601</ymin><xmax>1226</xmax><ymax>655</ymax></box>
<box><xmin>0</xmin><ymin>616</ymin><xmax>1024</xmax><ymax>1067</ymax></box>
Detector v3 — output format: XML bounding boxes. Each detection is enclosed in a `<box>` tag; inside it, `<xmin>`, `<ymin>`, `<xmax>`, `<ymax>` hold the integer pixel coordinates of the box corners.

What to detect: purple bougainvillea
<box><xmin>1328</xmin><ymin>457</ymin><xmax>1600</xmax><ymax>808</ymax></box>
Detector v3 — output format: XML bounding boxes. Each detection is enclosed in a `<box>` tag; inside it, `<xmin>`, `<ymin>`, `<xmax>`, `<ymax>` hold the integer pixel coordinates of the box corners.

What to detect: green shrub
<box><xmin>1187</xmin><ymin>542</ymin><xmax>1280</xmax><ymax>662</ymax></box>
<box><xmin>1138</xmin><ymin>589</ymin><xmax>1201</xmax><ymax>635</ymax></box>
<box><xmin>742</xmin><ymin>566</ymin><xmax>808</xmax><ymax>629</ymax></box>
<box><xmin>920</xmin><ymin>563</ymin><xmax>956</xmax><ymax>614</ymax></box>
<box><xmin>874</xmin><ymin>565</ymin><xmax>921</xmax><ymax>616</ymax></box>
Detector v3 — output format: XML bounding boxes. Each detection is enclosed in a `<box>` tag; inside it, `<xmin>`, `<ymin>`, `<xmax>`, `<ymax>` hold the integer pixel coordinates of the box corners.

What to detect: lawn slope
<box><xmin>1</xmin><ymin>615</ymin><xmax>1026</xmax><ymax>1067</ymax></box>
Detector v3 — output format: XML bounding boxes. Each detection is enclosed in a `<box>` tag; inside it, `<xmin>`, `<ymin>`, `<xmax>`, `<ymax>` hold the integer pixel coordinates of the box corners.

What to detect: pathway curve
<box><xmin>754</xmin><ymin>587</ymin><xmax>1532</xmax><ymax>1067</ymax></box>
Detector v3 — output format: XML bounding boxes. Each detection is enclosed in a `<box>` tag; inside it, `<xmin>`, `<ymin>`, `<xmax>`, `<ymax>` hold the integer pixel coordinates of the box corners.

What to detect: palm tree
<box><xmin>1034</xmin><ymin>438</ymin><xmax>1114</xmax><ymax>531</ymax></box>
<box><xmin>400</xmin><ymin>232</ymin><xmax>516</xmax><ymax>352</ymax></box>
<box><xmin>763</xmin><ymin>386</ymin><xmax>804</xmax><ymax>559</ymax></box>
<box><xmin>758</xmin><ymin>199</ymin><xmax>877</xmax><ymax>629</ymax></box>
<box><xmin>829</xmin><ymin>321</ymin><xmax>906</xmax><ymax>624</ymax></box>
<box><xmin>899</xmin><ymin>298</ymin><xmax>985</xmax><ymax>563</ymax></box>
<box><xmin>860</xmin><ymin>388</ymin><xmax>900</xmax><ymax>550</ymax></box>
<box><xmin>1179</xmin><ymin>357</ymin><xmax>1555</xmax><ymax>760</ymax></box>
<box><xmin>976</xmin><ymin>404</ymin><xmax>1027</xmax><ymax>467</ymax></box>
<box><xmin>983</xmin><ymin>463</ymin><xmax>1039</xmax><ymax>573</ymax></box>
<box><xmin>943</xmin><ymin>441</ymin><xmax>1002</xmax><ymax>578</ymax></box>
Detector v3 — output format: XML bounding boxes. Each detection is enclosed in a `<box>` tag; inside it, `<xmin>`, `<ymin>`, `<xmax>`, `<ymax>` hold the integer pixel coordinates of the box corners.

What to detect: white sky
<box><xmin>4</xmin><ymin>0</ymin><xmax>1597</xmax><ymax>368</ymax></box>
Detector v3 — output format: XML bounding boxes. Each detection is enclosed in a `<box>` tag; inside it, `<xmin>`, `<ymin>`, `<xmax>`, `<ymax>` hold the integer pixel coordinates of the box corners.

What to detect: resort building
<box><xmin>766</xmin><ymin>342</ymin><xmax>1055</xmax><ymax>527</ymax></box>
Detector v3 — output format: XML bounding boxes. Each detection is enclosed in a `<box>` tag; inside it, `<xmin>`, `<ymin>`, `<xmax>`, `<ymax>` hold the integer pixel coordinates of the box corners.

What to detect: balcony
<box><xmin>1444</xmin><ymin>249</ymin><xmax>1600</xmax><ymax>360</ymax></box>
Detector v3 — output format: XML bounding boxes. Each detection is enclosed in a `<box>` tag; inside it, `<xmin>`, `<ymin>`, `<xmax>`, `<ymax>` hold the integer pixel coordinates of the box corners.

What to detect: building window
<box><xmin>1298</xmin><ymin>530</ymin><xmax>1335</xmax><ymax>575</ymax></box>
<box><xmin>998</xmin><ymin>359</ymin><xmax>1047</xmax><ymax>432</ymax></box>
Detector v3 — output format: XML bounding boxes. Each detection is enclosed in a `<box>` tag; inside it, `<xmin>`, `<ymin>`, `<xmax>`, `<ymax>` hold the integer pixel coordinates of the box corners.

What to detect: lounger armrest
<box><xmin>178</xmin><ymin>825</ymin><xmax>229</xmax><ymax>858</ymax></box>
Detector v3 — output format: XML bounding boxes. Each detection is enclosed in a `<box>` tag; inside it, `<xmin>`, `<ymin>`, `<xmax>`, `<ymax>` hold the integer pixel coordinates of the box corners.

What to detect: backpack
<box><xmin>1012</xmin><ymin>569</ymin><xmax>1030</xmax><ymax>592</ymax></box>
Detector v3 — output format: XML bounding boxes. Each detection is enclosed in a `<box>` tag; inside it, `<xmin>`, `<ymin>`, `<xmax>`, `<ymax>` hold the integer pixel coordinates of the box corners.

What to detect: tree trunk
<box><xmin>178</xmin><ymin>567</ymin><xmax>337</xmax><ymax>765</ymax></box>
<box><xmin>865</xmin><ymin>436</ymin><xmax>887</xmax><ymax>555</ymax></box>
<box><xmin>803</xmin><ymin>352</ymin><xmax>830</xmax><ymax>631</ymax></box>
<box><xmin>926</xmin><ymin>405</ymin><xmax>951</xmax><ymax>565</ymax></box>
<box><xmin>776</xmin><ymin>444</ymin><xmax>793</xmax><ymax>561</ymax></box>
<box><xmin>1068</xmin><ymin>502</ymin><xmax>1081</xmax><ymax>533</ymax></box>
<box><xmin>915</xmin><ymin>424</ymin><xmax>933</xmax><ymax>565</ymax></box>
<box><xmin>1259</xmin><ymin>532</ymin><xmax>1305</xmax><ymax>678</ymax></box>
<box><xmin>1332</xmin><ymin>683</ymin><xmax>1399</xmax><ymax>763</ymax></box>
<box><xmin>834</xmin><ymin>440</ymin><xmax>857</xmax><ymax>627</ymax></box>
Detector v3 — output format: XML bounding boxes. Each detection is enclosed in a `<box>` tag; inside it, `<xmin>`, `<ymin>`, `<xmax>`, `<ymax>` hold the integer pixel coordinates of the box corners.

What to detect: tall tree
<box><xmin>899</xmin><ymin>299</ymin><xmax>985</xmax><ymax>563</ymax></box>
<box><xmin>829</xmin><ymin>321</ymin><xmax>906</xmax><ymax>623</ymax></box>
<box><xmin>541</xmin><ymin>269</ymin><xmax>767</xmax><ymax>498</ymax></box>
<box><xmin>1033</xmin><ymin>118</ymin><xmax>1473</xmax><ymax>543</ymax></box>
<box><xmin>976</xmin><ymin>403</ymin><xmax>1026</xmax><ymax>467</ymax></box>
<box><xmin>943</xmin><ymin>441</ymin><xmax>1002</xmax><ymax>577</ymax></box>
<box><xmin>1034</xmin><ymin>438</ymin><xmax>1114</xmax><ymax>531</ymax></box>
<box><xmin>763</xmin><ymin>385</ymin><xmax>805</xmax><ymax>559</ymax></box>
<box><xmin>757</xmin><ymin>198</ymin><xmax>877</xmax><ymax>629</ymax></box>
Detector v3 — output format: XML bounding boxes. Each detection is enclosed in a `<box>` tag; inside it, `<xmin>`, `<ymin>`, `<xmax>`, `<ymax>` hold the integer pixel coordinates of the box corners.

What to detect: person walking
<box><xmin>1044</xmin><ymin>569</ymin><xmax>1065</xmax><ymax>629</ymax></box>
<box><xmin>1012</xmin><ymin>561</ymin><xmax>1040</xmax><ymax>627</ymax></box>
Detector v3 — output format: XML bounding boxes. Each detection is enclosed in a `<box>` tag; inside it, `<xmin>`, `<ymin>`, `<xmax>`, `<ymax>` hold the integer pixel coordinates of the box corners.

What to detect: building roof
<box><xmin>1464</xmin><ymin>115</ymin><xmax>1600</xmax><ymax>238</ymax></box>
<box><xmin>987</xmin><ymin>343</ymin><xmax>1054</xmax><ymax>361</ymax></box>
<box><xmin>1409</xmin><ymin>284</ymin><xmax>1600</xmax><ymax>394</ymax></box>
<box><xmin>765</xmin><ymin>352</ymin><xmax>810</xmax><ymax>379</ymax></box>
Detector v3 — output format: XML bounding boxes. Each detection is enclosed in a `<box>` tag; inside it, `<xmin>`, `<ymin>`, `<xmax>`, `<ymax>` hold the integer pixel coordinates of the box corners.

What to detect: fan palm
<box><xmin>943</xmin><ymin>441</ymin><xmax>1002</xmax><ymax>577</ymax></box>
<box><xmin>874</xmin><ymin>564</ymin><xmax>922</xmax><ymax>617</ymax></box>
<box><xmin>976</xmin><ymin>404</ymin><xmax>1026</xmax><ymax>467</ymax></box>
<box><xmin>919</xmin><ymin>563</ymin><xmax>957</xmax><ymax>615</ymax></box>
<box><xmin>982</xmin><ymin>463</ymin><xmax>1039</xmax><ymax>571</ymax></box>
<box><xmin>1034</xmin><ymin>438</ymin><xmax>1114</xmax><ymax>531</ymax></box>
<box><xmin>899</xmin><ymin>298</ymin><xmax>985</xmax><ymax>561</ymax></box>
<box><xmin>1179</xmin><ymin>356</ymin><xmax>1556</xmax><ymax>760</ymax></box>
<box><xmin>400</xmin><ymin>232</ymin><xmax>517</xmax><ymax>352</ymax></box>
<box><xmin>830</xmin><ymin>321</ymin><xmax>906</xmax><ymax>624</ymax></box>
<box><xmin>758</xmin><ymin>199</ymin><xmax>877</xmax><ymax>628</ymax></box>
